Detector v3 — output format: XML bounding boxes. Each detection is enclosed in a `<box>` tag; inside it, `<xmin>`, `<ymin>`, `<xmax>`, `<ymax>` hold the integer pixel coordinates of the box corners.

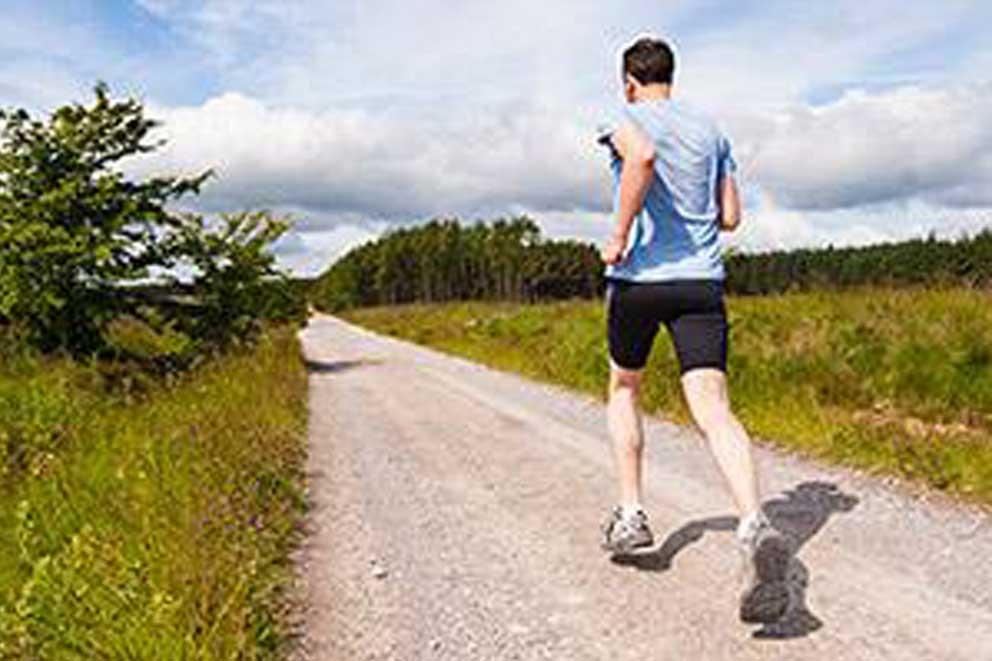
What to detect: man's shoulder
<box><xmin>618</xmin><ymin>100</ymin><xmax>728</xmax><ymax>146</ymax></box>
<box><xmin>672</xmin><ymin>100</ymin><xmax>721</xmax><ymax>130</ymax></box>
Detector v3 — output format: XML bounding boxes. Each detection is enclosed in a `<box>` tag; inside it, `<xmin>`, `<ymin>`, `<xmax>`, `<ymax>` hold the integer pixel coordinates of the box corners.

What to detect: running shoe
<box><xmin>738</xmin><ymin>514</ymin><xmax>792</xmax><ymax>624</ymax></box>
<box><xmin>602</xmin><ymin>506</ymin><xmax>654</xmax><ymax>555</ymax></box>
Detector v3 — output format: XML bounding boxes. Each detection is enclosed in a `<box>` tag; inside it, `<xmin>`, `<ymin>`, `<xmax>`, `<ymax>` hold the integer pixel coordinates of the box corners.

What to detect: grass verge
<box><xmin>0</xmin><ymin>326</ymin><xmax>307</xmax><ymax>659</ymax></box>
<box><xmin>344</xmin><ymin>288</ymin><xmax>992</xmax><ymax>504</ymax></box>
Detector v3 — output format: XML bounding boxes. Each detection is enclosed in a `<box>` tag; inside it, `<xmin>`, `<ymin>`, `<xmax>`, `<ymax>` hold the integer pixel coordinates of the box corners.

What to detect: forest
<box><xmin>311</xmin><ymin>216</ymin><xmax>603</xmax><ymax>310</ymax></box>
<box><xmin>726</xmin><ymin>230</ymin><xmax>992</xmax><ymax>294</ymax></box>
<box><xmin>312</xmin><ymin>218</ymin><xmax>992</xmax><ymax>311</ymax></box>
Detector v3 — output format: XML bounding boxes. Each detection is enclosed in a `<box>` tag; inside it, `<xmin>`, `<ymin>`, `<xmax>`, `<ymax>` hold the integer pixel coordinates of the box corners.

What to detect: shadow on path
<box><xmin>304</xmin><ymin>358</ymin><xmax>380</xmax><ymax>374</ymax></box>
<box><xmin>612</xmin><ymin>480</ymin><xmax>859</xmax><ymax>639</ymax></box>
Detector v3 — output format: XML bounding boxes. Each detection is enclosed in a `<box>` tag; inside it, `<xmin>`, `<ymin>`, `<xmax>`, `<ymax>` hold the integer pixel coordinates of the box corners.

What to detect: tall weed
<box><xmin>0</xmin><ymin>326</ymin><xmax>307</xmax><ymax>659</ymax></box>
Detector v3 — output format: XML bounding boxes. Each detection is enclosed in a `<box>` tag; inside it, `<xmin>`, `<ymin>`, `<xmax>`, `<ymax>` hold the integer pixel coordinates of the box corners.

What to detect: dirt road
<box><xmin>296</xmin><ymin>315</ymin><xmax>992</xmax><ymax>660</ymax></box>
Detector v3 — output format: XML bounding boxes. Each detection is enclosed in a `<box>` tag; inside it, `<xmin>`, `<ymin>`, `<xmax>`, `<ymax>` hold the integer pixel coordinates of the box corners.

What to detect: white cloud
<box><xmin>677</xmin><ymin>1</ymin><xmax>981</xmax><ymax>111</ymax></box>
<box><xmin>726</xmin><ymin>193</ymin><xmax>889</xmax><ymax>253</ymax></box>
<box><xmin>747</xmin><ymin>83</ymin><xmax>992</xmax><ymax>210</ymax></box>
<box><xmin>728</xmin><ymin>193</ymin><xmax>992</xmax><ymax>255</ymax></box>
<box><xmin>133</xmin><ymin>92</ymin><xmax>612</xmax><ymax>221</ymax></box>
<box><xmin>131</xmin><ymin>0</ymin><xmax>688</xmax><ymax>110</ymax></box>
<box><xmin>531</xmin><ymin>210</ymin><xmax>612</xmax><ymax>246</ymax></box>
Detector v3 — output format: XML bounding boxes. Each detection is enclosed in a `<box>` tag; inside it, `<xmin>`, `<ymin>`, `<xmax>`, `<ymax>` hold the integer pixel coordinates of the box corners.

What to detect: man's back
<box><xmin>605</xmin><ymin>99</ymin><xmax>735</xmax><ymax>283</ymax></box>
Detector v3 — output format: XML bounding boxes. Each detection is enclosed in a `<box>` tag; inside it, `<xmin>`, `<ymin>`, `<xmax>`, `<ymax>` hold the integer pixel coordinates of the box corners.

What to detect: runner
<box><xmin>597</xmin><ymin>36</ymin><xmax>791</xmax><ymax>624</ymax></box>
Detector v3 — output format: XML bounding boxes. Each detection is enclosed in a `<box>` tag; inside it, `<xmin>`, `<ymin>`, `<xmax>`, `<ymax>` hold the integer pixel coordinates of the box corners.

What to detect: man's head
<box><xmin>621</xmin><ymin>37</ymin><xmax>675</xmax><ymax>102</ymax></box>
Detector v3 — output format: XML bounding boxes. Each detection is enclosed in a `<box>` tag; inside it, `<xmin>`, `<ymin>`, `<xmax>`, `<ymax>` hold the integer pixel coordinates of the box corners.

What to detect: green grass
<box><xmin>344</xmin><ymin>288</ymin><xmax>992</xmax><ymax>504</ymax></box>
<box><xmin>0</xmin><ymin>326</ymin><xmax>307</xmax><ymax>659</ymax></box>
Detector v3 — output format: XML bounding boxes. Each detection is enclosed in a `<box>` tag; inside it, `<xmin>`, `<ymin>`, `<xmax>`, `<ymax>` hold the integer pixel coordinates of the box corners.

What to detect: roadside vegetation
<box><xmin>0</xmin><ymin>87</ymin><xmax>309</xmax><ymax>658</ymax></box>
<box><xmin>344</xmin><ymin>288</ymin><xmax>992</xmax><ymax>505</ymax></box>
<box><xmin>0</xmin><ymin>327</ymin><xmax>306</xmax><ymax>658</ymax></box>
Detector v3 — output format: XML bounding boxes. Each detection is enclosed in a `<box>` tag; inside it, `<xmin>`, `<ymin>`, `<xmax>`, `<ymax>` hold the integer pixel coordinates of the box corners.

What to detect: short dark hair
<box><xmin>622</xmin><ymin>37</ymin><xmax>675</xmax><ymax>86</ymax></box>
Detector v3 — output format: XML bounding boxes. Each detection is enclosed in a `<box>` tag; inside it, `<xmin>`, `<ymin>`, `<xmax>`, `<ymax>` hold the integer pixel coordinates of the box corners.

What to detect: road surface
<box><xmin>295</xmin><ymin>314</ymin><xmax>992</xmax><ymax>660</ymax></box>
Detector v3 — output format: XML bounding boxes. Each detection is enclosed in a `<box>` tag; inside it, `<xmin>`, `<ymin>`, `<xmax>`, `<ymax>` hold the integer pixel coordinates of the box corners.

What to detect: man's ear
<box><xmin>624</xmin><ymin>74</ymin><xmax>639</xmax><ymax>101</ymax></box>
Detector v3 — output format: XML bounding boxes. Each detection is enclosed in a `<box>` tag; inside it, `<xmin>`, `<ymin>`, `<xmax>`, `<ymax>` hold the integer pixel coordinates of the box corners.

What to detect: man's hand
<box><xmin>601</xmin><ymin>233</ymin><xmax>628</xmax><ymax>265</ymax></box>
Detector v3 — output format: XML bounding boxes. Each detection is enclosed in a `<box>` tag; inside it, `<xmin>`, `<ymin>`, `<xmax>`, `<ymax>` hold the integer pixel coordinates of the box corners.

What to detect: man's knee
<box><xmin>681</xmin><ymin>368</ymin><xmax>732</xmax><ymax>433</ymax></box>
<box><xmin>610</xmin><ymin>365</ymin><xmax>643</xmax><ymax>397</ymax></box>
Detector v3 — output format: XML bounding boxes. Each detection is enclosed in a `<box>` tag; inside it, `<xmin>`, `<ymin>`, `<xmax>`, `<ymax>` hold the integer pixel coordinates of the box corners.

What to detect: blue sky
<box><xmin>3</xmin><ymin>1</ymin><xmax>992</xmax><ymax>274</ymax></box>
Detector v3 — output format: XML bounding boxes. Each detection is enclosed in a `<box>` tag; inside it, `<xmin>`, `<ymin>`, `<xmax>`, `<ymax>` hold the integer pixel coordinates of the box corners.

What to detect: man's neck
<box><xmin>636</xmin><ymin>84</ymin><xmax>672</xmax><ymax>102</ymax></box>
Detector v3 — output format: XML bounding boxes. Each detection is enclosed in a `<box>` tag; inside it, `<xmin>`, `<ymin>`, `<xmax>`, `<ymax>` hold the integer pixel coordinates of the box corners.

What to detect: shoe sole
<box><xmin>602</xmin><ymin>535</ymin><xmax>655</xmax><ymax>557</ymax></box>
<box><xmin>739</xmin><ymin>535</ymin><xmax>792</xmax><ymax>624</ymax></box>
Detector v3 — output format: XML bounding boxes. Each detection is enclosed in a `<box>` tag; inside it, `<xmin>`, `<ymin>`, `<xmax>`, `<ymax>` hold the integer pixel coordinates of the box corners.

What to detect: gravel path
<box><xmin>295</xmin><ymin>314</ymin><xmax>992</xmax><ymax>660</ymax></box>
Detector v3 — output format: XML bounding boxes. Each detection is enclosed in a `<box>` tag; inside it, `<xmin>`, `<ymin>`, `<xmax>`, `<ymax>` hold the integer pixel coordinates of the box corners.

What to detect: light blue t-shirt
<box><xmin>604</xmin><ymin>98</ymin><xmax>736</xmax><ymax>282</ymax></box>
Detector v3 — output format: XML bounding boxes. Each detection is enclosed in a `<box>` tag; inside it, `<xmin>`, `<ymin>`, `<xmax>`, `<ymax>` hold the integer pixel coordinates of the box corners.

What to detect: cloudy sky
<box><xmin>3</xmin><ymin>1</ymin><xmax>992</xmax><ymax>275</ymax></box>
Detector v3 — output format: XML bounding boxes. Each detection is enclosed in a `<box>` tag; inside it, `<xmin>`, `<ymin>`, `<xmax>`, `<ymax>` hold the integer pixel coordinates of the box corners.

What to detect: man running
<box><xmin>597</xmin><ymin>36</ymin><xmax>791</xmax><ymax>624</ymax></box>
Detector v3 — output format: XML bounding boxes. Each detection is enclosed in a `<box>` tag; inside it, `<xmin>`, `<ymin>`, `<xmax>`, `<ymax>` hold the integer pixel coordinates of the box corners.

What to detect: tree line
<box><xmin>311</xmin><ymin>217</ymin><xmax>602</xmax><ymax>310</ymax></box>
<box><xmin>313</xmin><ymin>220</ymin><xmax>992</xmax><ymax>310</ymax></box>
<box><xmin>725</xmin><ymin>231</ymin><xmax>992</xmax><ymax>294</ymax></box>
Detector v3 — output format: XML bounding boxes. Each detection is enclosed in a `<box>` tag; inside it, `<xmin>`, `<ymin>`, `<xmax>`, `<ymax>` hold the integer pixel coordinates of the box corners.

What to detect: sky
<box><xmin>3</xmin><ymin>0</ymin><xmax>992</xmax><ymax>275</ymax></box>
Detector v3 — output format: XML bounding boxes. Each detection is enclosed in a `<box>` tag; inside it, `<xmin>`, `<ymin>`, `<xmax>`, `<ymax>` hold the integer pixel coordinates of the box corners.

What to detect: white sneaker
<box><xmin>737</xmin><ymin>513</ymin><xmax>791</xmax><ymax>624</ymax></box>
<box><xmin>601</xmin><ymin>506</ymin><xmax>654</xmax><ymax>555</ymax></box>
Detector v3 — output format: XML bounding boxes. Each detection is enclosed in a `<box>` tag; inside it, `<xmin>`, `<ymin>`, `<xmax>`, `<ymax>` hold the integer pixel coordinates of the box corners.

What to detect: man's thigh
<box><xmin>665</xmin><ymin>281</ymin><xmax>728</xmax><ymax>375</ymax></box>
<box><xmin>606</xmin><ymin>280</ymin><xmax>661</xmax><ymax>371</ymax></box>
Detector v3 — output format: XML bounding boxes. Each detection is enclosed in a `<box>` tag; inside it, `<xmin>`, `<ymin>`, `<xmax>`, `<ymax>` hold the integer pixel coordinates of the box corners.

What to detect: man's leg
<box><xmin>608</xmin><ymin>363</ymin><xmax>646</xmax><ymax>508</ymax></box>
<box><xmin>681</xmin><ymin>366</ymin><xmax>790</xmax><ymax>623</ymax></box>
<box><xmin>601</xmin><ymin>280</ymin><xmax>658</xmax><ymax>554</ymax></box>
<box><xmin>680</xmin><ymin>368</ymin><xmax>760</xmax><ymax>518</ymax></box>
<box><xmin>602</xmin><ymin>361</ymin><xmax>655</xmax><ymax>553</ymax></box>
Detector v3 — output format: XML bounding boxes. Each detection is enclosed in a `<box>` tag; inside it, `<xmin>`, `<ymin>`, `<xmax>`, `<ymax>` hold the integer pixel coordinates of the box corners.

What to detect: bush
<box><xmin>101</xmin><ymin>315</ymin><xmax>194</xmax><ymax>364</ymax></box>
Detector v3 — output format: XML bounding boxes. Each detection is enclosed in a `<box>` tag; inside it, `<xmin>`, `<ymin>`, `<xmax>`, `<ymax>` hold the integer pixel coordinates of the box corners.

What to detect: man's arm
<box><xmin>601</xmin><ymin>122</ymin><xmax>655</xmax><ymax>265</ymax></box>
<box><xmin>717</xmin><ymin>174</ymin><xmax>741</xmax><ymax>232</ymax></box>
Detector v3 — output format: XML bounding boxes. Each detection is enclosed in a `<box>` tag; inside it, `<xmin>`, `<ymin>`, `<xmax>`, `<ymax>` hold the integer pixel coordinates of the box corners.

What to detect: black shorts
<box><xmin>606</xmin><ymin>278</ymin><xmax>728</xmax><ymax>373</ymax></box>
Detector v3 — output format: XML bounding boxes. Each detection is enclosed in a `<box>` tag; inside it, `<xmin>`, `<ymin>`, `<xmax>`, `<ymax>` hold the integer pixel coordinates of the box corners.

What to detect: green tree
<box><xmin>167</xmin><ymin>210</ymin><xmax>303</xmax><ymax>346</ymax></box>
<box><xmin>0</xmin><ymin>84</ymin><xmax>300</xmax><ymax>356</ymax></box>
<box><xmin>0</xmin><ymin>83</ymin><xmax>208</xmax><ymax>352</ymax></box>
